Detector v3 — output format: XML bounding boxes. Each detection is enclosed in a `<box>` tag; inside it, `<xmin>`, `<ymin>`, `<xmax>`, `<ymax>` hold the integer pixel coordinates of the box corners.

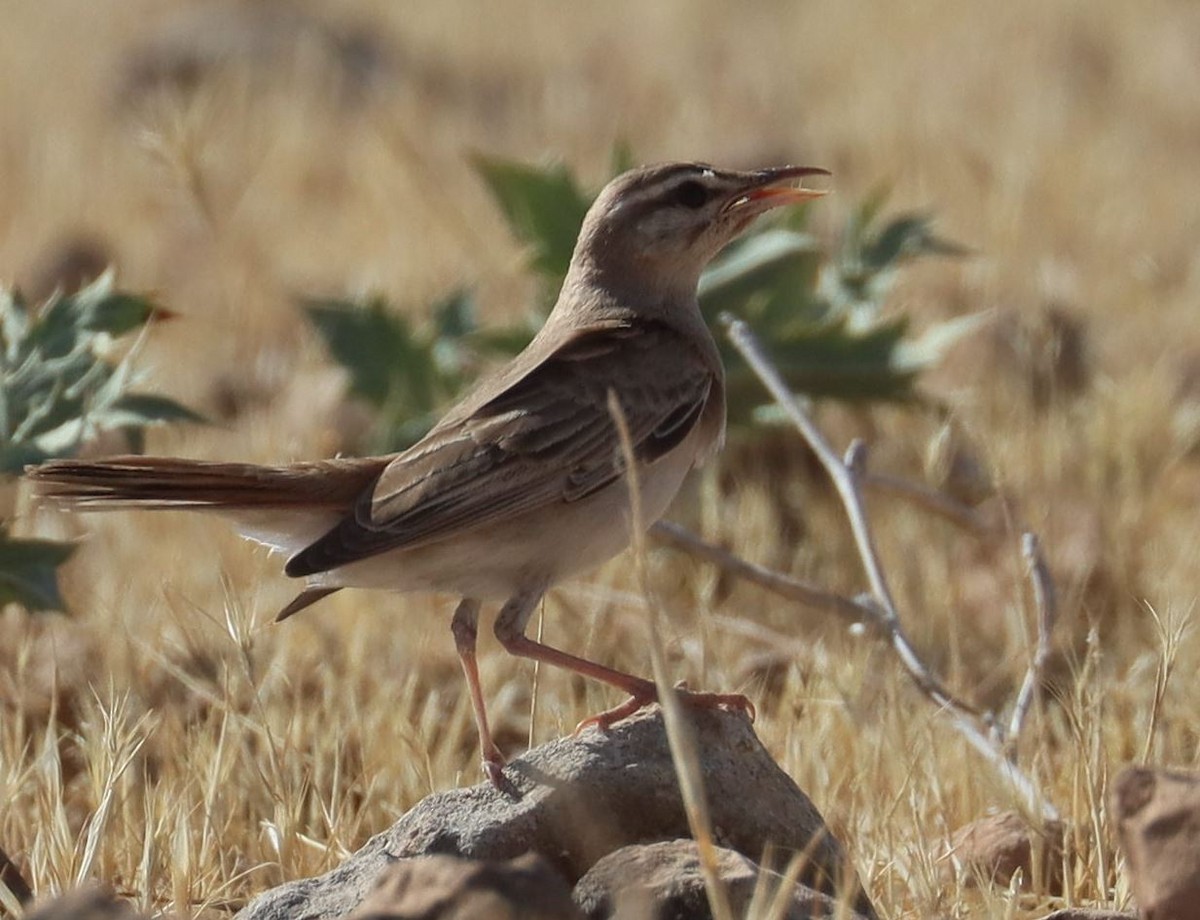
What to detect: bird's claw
<box><xmin>574</xmin><ymin>686</ymin><xmax>756</xmax><ymax>736</ymax></box>
<box><xmin>574</xmin><ymin>691</ymin><xmax>655</xmax><ymax>735</ymax></box>
<box><xmin>482</xmin><ymin>745</ymin><xmax>508</xmax><ymax>788</ymax></box>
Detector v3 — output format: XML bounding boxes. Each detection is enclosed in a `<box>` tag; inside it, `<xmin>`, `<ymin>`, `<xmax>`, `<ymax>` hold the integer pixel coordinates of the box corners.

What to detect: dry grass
<box><xmin>3</xmin><ymin>1</ymin><xmax>1200</xmax><ymax>916</ymax></box>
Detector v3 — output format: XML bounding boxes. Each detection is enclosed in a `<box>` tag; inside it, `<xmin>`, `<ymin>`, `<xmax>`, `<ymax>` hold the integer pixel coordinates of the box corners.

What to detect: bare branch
<box><xmin>718</xmin><ymin>314</ymin><xmax>1060</xmax><ymax>823</ymax></box>
<box><xmin>650</xmin><ymin>520</ymin><xmax>874</xmax><ymax>629</ymax></box>
<box><xmin>862</xmin><ymin>471</ymin><xmax>994</xmax><ymax>535</ymax></box>
<box><xmin>1007</xmin><ymin>532</ymin><xmax>1059</xmax><ymax>749</ymax></box>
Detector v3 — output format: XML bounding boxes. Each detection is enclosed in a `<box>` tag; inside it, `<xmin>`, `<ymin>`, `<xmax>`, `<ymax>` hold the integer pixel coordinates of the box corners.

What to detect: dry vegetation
<box><xmin>2</xmin><ymin>1</ymin><xmax>1200</xmax><ymax>917</ymax></box>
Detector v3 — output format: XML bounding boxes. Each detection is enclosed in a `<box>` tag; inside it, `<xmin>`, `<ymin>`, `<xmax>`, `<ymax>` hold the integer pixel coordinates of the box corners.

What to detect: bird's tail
<box><xmin>27</xmin><ymin>455</ymin><xmax>387</xmax><ymax>511</ymax></box>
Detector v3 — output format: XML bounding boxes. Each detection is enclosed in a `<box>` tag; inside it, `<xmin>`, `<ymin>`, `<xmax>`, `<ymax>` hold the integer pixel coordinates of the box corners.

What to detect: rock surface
<box><xmin>948</xmin><ymin>810</ymin><xmax>1064</xmax><ymax>892</ymax></box>
<box><xmin>573</xmin><ymin>839</ymin><xmax>870</xmax><ymax>920</ymax></box>
<box><xmin>345</xmin><ymin>853</ymin><xmax>580</xmax><ymax>920</ymax></box>
<box><xmin>23</xmin><ymin>886</ymin><xmax>143</xmax><ymax>919</ymax></box>
<box><xmin>1113</xmin><ymin>765</ymin><xmax>1200</xmax><ymax>920</ymax></box>
<box><xmin>236</xmin><ymin>707</ymin><xmax>875</xmax><ymax>920</ymax></box>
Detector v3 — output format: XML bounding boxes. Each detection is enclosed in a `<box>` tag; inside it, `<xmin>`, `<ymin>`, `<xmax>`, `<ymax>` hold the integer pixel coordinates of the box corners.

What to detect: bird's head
<box><xmin>566</xmin><ymin>162</ymin><xmax>831</xmax><ymax>307</ymax></box>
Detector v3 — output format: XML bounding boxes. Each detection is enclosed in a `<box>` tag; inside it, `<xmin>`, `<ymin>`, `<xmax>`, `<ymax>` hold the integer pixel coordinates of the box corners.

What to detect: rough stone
<box><xmin>345</xmin><ymin>853</ymin><xmax>580</xmax><ymax>920</ymax></box>
<box><xmin>23</xmin><ymin>886</ymin><xmax>144</xmax><ymax>919</ymax></box>
<box><xmin>236</xmin><ymin>707</ymin><xmax>875</xmax><ymax>920</ymax></box>
<box><xmin>573</xmin><ymin>839</ymin><xmax>870</xmax><ymax>920</ymax></box>
<box><xmin>948</xmin><ymin>810</ymin><xmax>1064</xmax><ymax>892</ymax></box>
<box><xmin>1113</xmin><ymin>766</ymin><xmax>1200</xmax><ymax>920</ymax></box>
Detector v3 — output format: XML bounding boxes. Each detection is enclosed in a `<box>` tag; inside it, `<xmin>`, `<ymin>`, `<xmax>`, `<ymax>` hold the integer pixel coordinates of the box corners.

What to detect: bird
<box><xmin>28</xmin><ymin>161</ymin><xmax>830</xmax><ymax>786</ymax></box>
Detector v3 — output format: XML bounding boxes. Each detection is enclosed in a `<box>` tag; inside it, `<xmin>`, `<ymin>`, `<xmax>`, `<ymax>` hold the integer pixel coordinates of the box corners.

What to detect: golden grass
<box><xmin>3</xmin><ymin>1</ymin><xmax>1199</xmax><ymax>916</ymax></box>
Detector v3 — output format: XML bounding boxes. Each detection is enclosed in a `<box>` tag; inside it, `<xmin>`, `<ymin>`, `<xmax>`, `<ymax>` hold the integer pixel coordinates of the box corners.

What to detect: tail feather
<box><xmin>275</xmin><ymin>586</ymin><xmax>340</xmax><ymax>621</ymax></box>
<box><xmin>27</xmin><ymin>455</ymin><xmax>388</xmax><ymax>510</ymax></box>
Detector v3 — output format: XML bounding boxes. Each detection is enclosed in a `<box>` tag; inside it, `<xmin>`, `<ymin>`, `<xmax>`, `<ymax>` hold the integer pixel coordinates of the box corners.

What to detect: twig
<box><xmin>722</xmin><ymin>319</ymin><xmax>976</xmax><ymax>716</ymax></box>
<box><xmin>650</xmin><ymin>520</ymin><xmax>872</xmax><ymax>629</ymax></box>
<box><xmin>720</xmin><ymin>315</ymin><xmax>1060</xmax><ymax>823</ymax></box>
<box><xmin>654</xmin><ymin>517</ymin><xmax>972</xmax><ymax>711</ymax></box>
<box><xmin>1007</xmin><ymin>533</ymin><xmax>1058</xmax><ymax>752</ymax></box>
<box><xmin>862</xmin><ymin>471</ymin><xmax>993</xmax><ymax>536</ymax></box>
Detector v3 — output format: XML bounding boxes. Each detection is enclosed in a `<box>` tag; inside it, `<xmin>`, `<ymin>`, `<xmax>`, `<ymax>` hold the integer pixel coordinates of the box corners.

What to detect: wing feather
<box><xmin>285</xmin><ymin>321</ymin><xmax>716</xmax><ymax>577</ymax></box>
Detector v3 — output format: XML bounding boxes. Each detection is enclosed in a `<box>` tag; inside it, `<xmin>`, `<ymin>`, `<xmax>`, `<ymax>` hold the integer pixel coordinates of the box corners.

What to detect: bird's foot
<box><xmin>573</xmin><ymin>688</ymin><xmax>656</xmax><ymax>735</ymax></box>
<box><xmin>481</xmin><ymin>743</ymin><xmax>508</xmax><ymax>789</ymax></box>
<box><xmin>574</xmin><ymin>682</ymin><xmax>756</xmax><ymax>735</ymax></box>
<box><xmin>675</xmin><ymin>687</ymin><xmax>757</xmax><ymax>723</ymax></box>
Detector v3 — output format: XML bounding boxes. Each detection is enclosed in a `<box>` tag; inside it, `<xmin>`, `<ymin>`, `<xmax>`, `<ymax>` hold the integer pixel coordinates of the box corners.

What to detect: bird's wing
<box><xmin>285</xmin><ymin>320</ymin><xmax>715</xmax><ymax>576</ymax></box>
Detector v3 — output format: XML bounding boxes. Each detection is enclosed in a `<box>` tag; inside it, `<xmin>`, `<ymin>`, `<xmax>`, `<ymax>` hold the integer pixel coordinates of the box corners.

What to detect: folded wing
<box><xmin>285</xmin><ymin>320</ymin><xmax>714</xmax><ymax>577</ymax></box>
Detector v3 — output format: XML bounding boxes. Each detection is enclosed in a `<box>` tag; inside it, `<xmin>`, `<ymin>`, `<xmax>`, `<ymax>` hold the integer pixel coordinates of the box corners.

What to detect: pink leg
<box><xmin>493</xmin><ymin>590</ymin><xmax>754</xmax><ymax>736</ymax></box>
<box><xmin>451</xmin><ymin>598</ymin><xmax>506</xmax><ymax>786</ymax></box>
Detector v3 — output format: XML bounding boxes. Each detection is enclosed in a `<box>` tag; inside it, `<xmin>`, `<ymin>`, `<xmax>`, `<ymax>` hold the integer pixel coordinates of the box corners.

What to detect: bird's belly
<box><xmin>316</xmin><ymin>445</ymin><xmax>696</xmax><ymax>600</ymax></box>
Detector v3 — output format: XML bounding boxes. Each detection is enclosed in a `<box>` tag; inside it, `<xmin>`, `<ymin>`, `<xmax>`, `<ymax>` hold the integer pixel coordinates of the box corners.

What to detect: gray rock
<box><xmin>1113</xmin><ymin>765</ymin><xmax>1200</xmax><ymax>920</ymax></box>
<box><xmin>345</xmin><ymin>853</ymin><xmax>580</xmax><ymax>920</ymax></box>
<box><xmin>237</xmin><ymin>707</ymin><xmax>875</xmax><ymax>920</ymax></box>
<box><xmin>947</xmin><ymin>810</ymin><xmax>1065</xmax><ymax>892</ymax></box>
<box><xmin>24</xmin><ymin>886</ymin><xmax>143</xmax><ymax>920</ymax></box>
<box><xmin>573</xmin><ymin>839</ymin><xmax>871</xmax><ymax>920</ymax></box>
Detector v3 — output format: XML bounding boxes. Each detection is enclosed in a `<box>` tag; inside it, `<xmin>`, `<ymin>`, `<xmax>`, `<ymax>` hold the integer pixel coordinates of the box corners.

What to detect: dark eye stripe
<box><xmin>614</xmin><ymin>165</ymin><xmax>724</xmax><ymax>222</ymax></box>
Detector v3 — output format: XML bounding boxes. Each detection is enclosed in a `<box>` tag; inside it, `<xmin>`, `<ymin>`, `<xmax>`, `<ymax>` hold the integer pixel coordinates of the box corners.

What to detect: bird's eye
<box><xmin>673</xmin><ymin>180</ymin><xmax>709</xmax><ymax>209</ymax></box>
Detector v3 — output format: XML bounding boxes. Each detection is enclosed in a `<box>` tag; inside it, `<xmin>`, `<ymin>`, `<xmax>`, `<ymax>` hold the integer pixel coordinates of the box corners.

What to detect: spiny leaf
<box><xmin>699</xmin><ymin>230</ymin><xmax>824</xmax><ymax>327</ymax></box>
<box><xmin>863</xmin><ymin>213</ymin><xmax>970</xmax><ymax>272</ymax></box>
<box><xmin>303</xmin><ymin>296</ymin><xmax>415</xmax><ymax>408</ymax></box>
<box><xmin>472</xmin><ymin>154</ymin><xmax>590</xmax><ymax>287</ymax></box>
<box><xmin>0</xmin><ymin>528</ymin><xmax>76</xmax><ymax>612</ymax></box>
<box><xmin>82</xmin><ymin>292</ymin><xmax>170</xmax><ymax>336</ymax></box>
<box><xmin>432</xmin><ymin>289</ymin><xmax>476</xmax><ymax>341</ymax></box>
<box><xmin>1</xmin><ymin>272</ymin><xmax>201</xmax><ymax>474</ymax></box>
<box><xmin>469</xmin><ymin>323</ymin><xmax>541</xmax><ymax>358</ymax></box>
<box><xmin>722</xmin><ymin>315</ymin><xmax>918</xmax><ymax>414</ymax></box>
<box><xmin>894</xmin><ymin>311</ymin><xmax>993</xmax><ymax>372</ymax></box>
<box><xmin>102</xmin><ymin>393</ymin><xmax>207</xmax><ymax>428</ymax></box>
<box><xmin>302</xmin><ymin>293</ymin><xmax>481</xmax><ymax>453</ymax></box>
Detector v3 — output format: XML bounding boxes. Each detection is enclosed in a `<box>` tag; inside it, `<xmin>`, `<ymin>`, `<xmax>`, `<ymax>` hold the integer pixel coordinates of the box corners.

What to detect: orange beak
<box><xmin>724</xmin><ymin>165</ymin><xmax>832</xmax><ymax>215</ymax></box>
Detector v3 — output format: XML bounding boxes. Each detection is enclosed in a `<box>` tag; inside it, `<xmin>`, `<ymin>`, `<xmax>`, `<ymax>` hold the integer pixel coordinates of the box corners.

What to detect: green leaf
<box><xmin>863</xmin><ymin>214</ymin><xmax>969</xmax><ymax>272</ymax></box>
<box><xmin>1</xmin><ymin>273</ymin><xmax>200</xmax><ymax>470</ymax></box>
<box><xmin>102</xmin><ymin>393</ymin><xmax>207</xmax><ymax>428</ymax></box>
<box><xmin>303</xmin><ymin>296</ymin><xmax>415</xmax><ymax>408</ymax></box>
<box><xmin>81</xmin><ymin>292</ymin><xmax>166</xmax><ymax>336</ymax></box>
<box><xmin>432</xmin><ymin>289</ymin><xmax>477</xmax><ymax>341</ymax></box>
<box><xmin>470</xmin><ymin>324</ymin><xmax>538</xmax><ymax>358</ymax></box>
<box><xmin>722</xmin><ymin>315</ymin><xmax>918</xmax><ymax>415</ymax></box>
<box><xmin>0</xmin><ymin>441</ymin><xmax>52</xmax><ymax>475</ymax></box>
<box><xmin>472</xmin><ymin>154</ymin><xmax>591</xmax><ymax>287</ymax></box>
<box><xmin>699</xmin><ymin>230</ymin><xmax>824</xmax><ymax>327</ymax></box>
<box><xmin>0</xmin><ymin>529</ymin><xmax>76</xmax><ymax>612</ymax></box>
<box><xmin>302</xmin><ymin>292</ymin><xmax>487</xmax><ymax>452</ymax></box>
<box><xmin>893</xmin><ymin>311</ymin><xmax>993</xmax><ymax>372</ymax></box>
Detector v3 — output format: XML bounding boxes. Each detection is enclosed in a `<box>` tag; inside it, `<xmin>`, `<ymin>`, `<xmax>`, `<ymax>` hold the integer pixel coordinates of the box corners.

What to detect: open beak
<box><xmin>724</xmin><ymin>165</ymin><xmax>832</xmax><ymax>215</ymax></box>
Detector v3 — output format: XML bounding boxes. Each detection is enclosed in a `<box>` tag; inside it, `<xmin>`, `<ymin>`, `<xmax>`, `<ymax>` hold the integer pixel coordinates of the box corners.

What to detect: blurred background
<box><xmin>3</xmin><ymin>1</ymin><xmax>1200</xmax><ymax>914</ymax></box>
<box><xmin>3</xmin><ymin>0</ymin><xmax>1194</xmax><ymax>411</ymax></box>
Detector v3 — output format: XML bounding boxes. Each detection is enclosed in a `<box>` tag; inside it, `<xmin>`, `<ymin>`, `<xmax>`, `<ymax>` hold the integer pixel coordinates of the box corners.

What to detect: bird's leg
<box><xmin>493</xmin><ymin>590</ymin><xmax>754</xmax><ymax>737</ymax></box>
<box><xmin>451</xmin><ymin>597</ymin><xmax>506</xmax><ymax>786</ymax></box>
